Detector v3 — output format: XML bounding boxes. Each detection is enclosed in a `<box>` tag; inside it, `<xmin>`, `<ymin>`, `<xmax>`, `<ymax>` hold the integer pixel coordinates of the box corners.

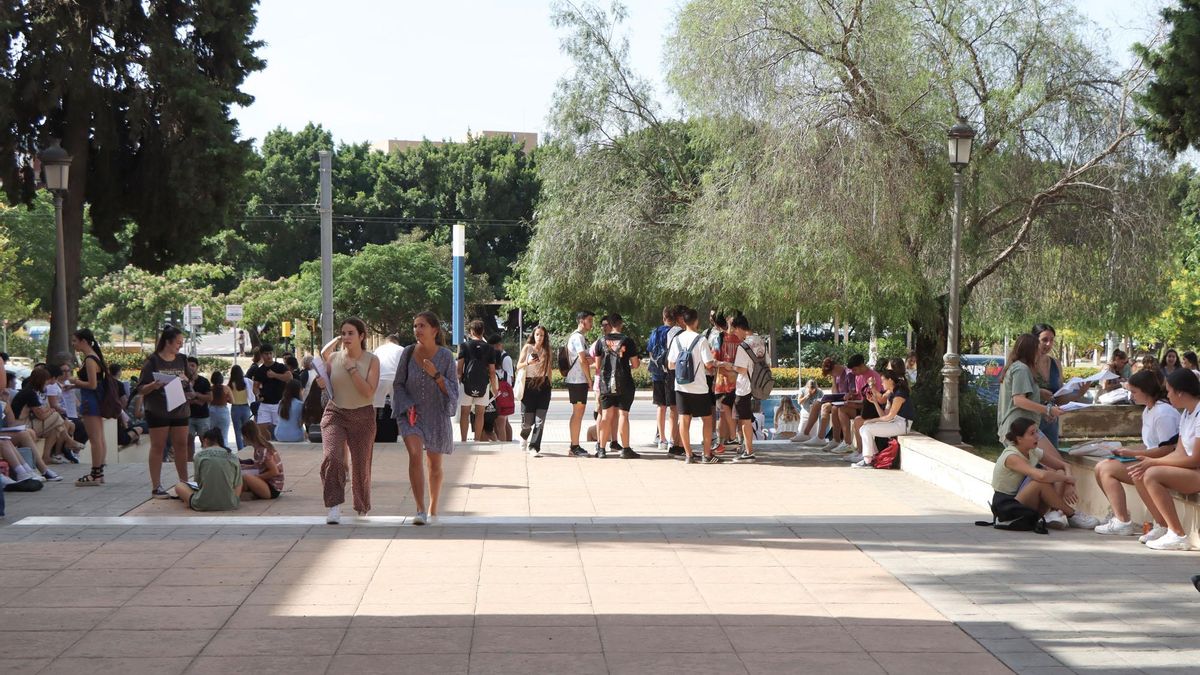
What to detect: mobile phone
<box><xmin>531</xmin><ymin>353</ymin><xmax>539</xmax><ymax>361</ymax></box>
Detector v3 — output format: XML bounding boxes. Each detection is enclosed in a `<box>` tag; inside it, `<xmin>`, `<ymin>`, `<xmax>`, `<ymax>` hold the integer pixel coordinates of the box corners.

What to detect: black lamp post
<box><xmin>38</xmin><ymin>139</ymin><xmax>72</xmax><ymax>362</ymax></box>
<box><xmin>936</xmin><ymin>117</ymin><xmax>976</xmax><ymax>445</ymax></box>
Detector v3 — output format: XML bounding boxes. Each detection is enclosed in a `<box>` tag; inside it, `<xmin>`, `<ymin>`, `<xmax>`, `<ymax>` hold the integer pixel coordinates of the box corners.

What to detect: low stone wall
<box><xmin>1059</xmin><ymin>404</ymin><xmax>1143</xmax><ymax>440</ymax></box>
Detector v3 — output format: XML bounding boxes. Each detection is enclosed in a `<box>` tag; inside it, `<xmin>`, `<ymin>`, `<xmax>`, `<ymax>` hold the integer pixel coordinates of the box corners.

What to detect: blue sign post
<box><xmin>452</xmin><ymin>223</ymin><xmax>465</xmax><ymax>346</ymax></box>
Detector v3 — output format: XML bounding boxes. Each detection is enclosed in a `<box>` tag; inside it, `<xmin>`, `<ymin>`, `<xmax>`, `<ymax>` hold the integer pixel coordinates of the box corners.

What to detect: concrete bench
<box><xmin>1059</xmin><ymin>404</ymin><xmax>1143</xmax><ymax>440</ymax></box>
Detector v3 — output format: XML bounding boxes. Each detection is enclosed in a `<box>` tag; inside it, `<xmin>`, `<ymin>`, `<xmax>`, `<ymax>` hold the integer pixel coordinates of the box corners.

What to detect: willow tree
<box><xmin>665</xmin><ymin>0</ymin><xmax>1174</xmax><ymax>365</ymax></box>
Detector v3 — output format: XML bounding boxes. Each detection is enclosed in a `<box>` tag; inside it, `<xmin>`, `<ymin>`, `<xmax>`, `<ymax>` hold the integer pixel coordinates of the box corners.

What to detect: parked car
<box><xmin>961</xmin><ymin>354</ymin><xmax>1006</xmax><ymax>404</ymax></box>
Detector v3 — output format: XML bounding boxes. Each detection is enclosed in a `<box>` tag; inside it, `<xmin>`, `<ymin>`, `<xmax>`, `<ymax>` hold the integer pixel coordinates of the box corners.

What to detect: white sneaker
<box><xmin>845</xmin><ymin>452</ymin><xmax>863</xmax><ymax>463</ymax></box>
<box><xmin>1095</xmin><ymin>519</ymin><xmax>1138</xmax><ymax>536</ymax></box>
<box><xmin>1147</xmin><ymin>530</ymin><xmax>1192</xmax><ymax>551</ymax></box>
<box><xmin>529</xmin><ymin>448</ymin><xmax>542</xmax><ymax>458</ymax></box>
<box><xmin>1140</xmin><ymin>524</ymin><xmax>1168</xmax><ymax>544</ymax></box>
<box><xmin>658</xmin><ymin>441</ymin><xmax>669</xmax><ymax>453</ymax></box>
<box><xmin>803</xmin><ymin>436</ymin><xmax>830</xmax><ymax>447</ymax></box>
<box><xmin>1068</xmin><ymin>511</ymin><xmax>1101</xmax><ymax>529</ymax></box>
<box><xmin>42</xmin><ymin>470</ymin><xmax>62</xmax><ymax>482</ymax></box>
<box><xmin>0</xmin><ymin>474</ymin><xmax>15</xmax><ymax>486</ymax></box>
<box><xmin>850</xmin><ymin>459</ymin><xmax>873</xmax><ymax>469</ymax></box>
<box><xmin>520</xmin><ymin>438</ymin><xmax>529</xmax><ymax>451</ymax></box>
<box><xmin>426</xmin><ymin>515</ymin><xmax>438</xmax><ymax>525</ymax></box>
<box><xmin>326</xmin><ymin>505</ymin><xmax>341</xmax><ymax>525</ymax></box>
<box><xmin>1044</xmin><ymin>510</ymin><xmax>1068</xmax><ymax>530</ymax></box>
<box><xmin>412</xmin><ymin>512</ymin><xmax>427</xmax><ymax>526</ymax></box>
<box><xmin>789</xmin><ymin>433</ymin><xmax>812</xmax><ymax>443</ymax></box>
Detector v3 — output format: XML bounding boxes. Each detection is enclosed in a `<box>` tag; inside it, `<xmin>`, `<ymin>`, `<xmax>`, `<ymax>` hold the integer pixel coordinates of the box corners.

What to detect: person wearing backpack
<box><xmin>851</xmin><ymin>369</ymin><xmax>914</xmax><ymax>469</ymax></box>
<box><xmin>668</xmin><ymin>307</ymin><xmax>718</xmax><ymax>463</ymax></box>
<box><xmin>457</xmin><ymin>319</ymin><xmax>499</xmax><ymax>442</ymax></box>
<box><xmin>592</xmin><ymin>314</ymin><xmax>641</xmax><ymax>459</ymax></box>
<box><xmin>561</xmin><ymin>311</ymin><xmax>595</xmax><ymax>457</ymax></box>
<box><xmin>647</xmin><ymin>305</ymin><xmax>685</xmax><ymax>456</ymax></box>
<box><xmin>487</xmin><ymin>333</ymin><xmax>514</xmax><ymax>442</ymax></box>
<box><xmin>728</xmin><ymin>314</ymin><xmax>771</xmax><ymax>462</ymax></box>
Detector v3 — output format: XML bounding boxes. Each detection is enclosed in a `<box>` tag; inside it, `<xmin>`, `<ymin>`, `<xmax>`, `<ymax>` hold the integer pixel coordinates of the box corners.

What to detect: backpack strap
<box><xmin>395</xmin><ymin>345</ymin><xmax>415</xmax><ymax>388</ymax></box>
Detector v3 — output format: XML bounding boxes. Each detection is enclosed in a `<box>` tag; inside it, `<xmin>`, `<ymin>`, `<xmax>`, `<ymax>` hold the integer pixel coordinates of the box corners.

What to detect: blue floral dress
<box><xmin>392</xmin><ymin>346</ymin><xmax>459</xmax><ymax>454</ymax></box>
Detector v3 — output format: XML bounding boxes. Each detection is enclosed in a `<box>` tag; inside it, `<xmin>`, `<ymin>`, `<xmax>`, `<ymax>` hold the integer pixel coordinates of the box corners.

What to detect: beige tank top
<box><xmin>329</xmin><ymin>351</ymin><xmax>377</xmax><ymax>409</ymax></box>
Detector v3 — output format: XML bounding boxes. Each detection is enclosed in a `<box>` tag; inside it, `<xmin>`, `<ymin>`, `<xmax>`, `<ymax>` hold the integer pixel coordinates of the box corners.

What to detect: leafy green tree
<box><xmin>79</xmin><ymin>263</ymin><xmax>235</xmax><ymax>342</ymax></box>
<box><xmin>1136</xmin><ymin>0</ymin><xmax>1200</xmax><ymax>155</ymax></box>
<box><xmin>0</xmin><ymin>0</ymin><xmax>265</xmax><ymax>354</ymax></box>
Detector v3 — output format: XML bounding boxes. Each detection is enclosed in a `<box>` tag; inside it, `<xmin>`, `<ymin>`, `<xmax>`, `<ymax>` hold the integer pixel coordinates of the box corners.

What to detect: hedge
<box><xmin>103</xmin><ymin>352</ymin><xmax>228</xmax><ymax>375</ymax></box>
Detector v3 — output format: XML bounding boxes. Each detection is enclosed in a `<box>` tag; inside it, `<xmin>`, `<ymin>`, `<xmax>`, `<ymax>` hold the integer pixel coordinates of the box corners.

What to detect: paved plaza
<box><xmin>2</xmin><ymin>418</ymin><xmax>1199</xmax><ymax>674</ymax></box>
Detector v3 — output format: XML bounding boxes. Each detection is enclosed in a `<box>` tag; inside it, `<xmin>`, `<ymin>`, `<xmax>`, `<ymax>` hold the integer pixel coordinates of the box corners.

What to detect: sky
<box><xmin>231</xmin><ymin>0</ymin><xmax>1170</xmax><ymax>148</ymax></box>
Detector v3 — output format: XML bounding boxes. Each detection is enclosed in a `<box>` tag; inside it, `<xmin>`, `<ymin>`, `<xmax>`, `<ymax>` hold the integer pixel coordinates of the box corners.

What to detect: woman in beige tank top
<box><xmin>318</xmin><ymin>318</ymin><xmax>380</xmax><ymax>524</ymax></box>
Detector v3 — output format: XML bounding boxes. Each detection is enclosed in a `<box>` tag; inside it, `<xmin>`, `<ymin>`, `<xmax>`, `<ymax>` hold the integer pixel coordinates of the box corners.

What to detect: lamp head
<box><xmin>947</xmin><ymin>117</ymin><xmax>976</xmax><ymax>171</ymax></box>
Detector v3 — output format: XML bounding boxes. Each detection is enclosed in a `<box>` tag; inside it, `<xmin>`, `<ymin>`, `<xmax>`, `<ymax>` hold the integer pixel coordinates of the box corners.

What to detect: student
<box><xmin>787</xmin><ymin>380</ymin><xmax>821</xmax><ymax>443</ymax></box>
<box><xmin>593</xmin><ymin>313</ymin><xmax>641</xmax><ymax>459</ymax></box>
<box><xmin>997</xmin><ymin>333</ymin><xmax>1067</xmax><ymax>466</ymax></box>
<box><xmin>561</xmin><ymin>311</ymin><xmax>597</xmax><ymax>457</ymax></box>
<box><xmin>904</xmin><ymin>351</ymin><xmax>918</xmax><ymax>383</ymax></box>
<box><xmin>173</xmin><ymin>427</ymin><xmax>242</xmax><ymax>512</ymax></box>
<box><xmin>1162</xmin><ymin>348</ymin><xmax>1182</xmax><ymax>377</ymax></box>
<box><xmin>1093</xmin><ymin>370</ymin><xmax>1180</xmax><ymax>536</ymax></box>
<box><xmin>802</xmin><ymin>358</ymin><xmax>855</xmax><ymax>452</ymax></box>
<box><xmin>42</xmin><ymin>363</ymin><xmax>79</xmax><ymax>457</ymax></box>
<box><xmin>139</xmin><ymin>325</ymin><xmax>193</xmax><ymax>499</ymax></box>
<box><xmin>669</xmin><ymin>307</ymin><xmax>718</xmax><ymax>463</ymax></box>
<box><xmin>393</xmin><ymin>311</ymin><xmax>459</xmax><ymax>526</ymax></box>
<box><xmin>991</xmin><ymin>418</ymin><xmax>1083</xmax><ymax>529</ymax></box>
<box><xmin>185</xmin><ymin>356</ymin><xmax>213</xmax><ymax>453</ymax></box>
<box><xmin>1128</xmin><ymin>368</ymin><xmax>1200</xmax><ymax>551</ymax></box>
<box><xmin>647</xmin><ymin>306</ymin><xmax>684</xmax><ymax>456</ymax></box>
<box><xmin>456</xmin><ymin>319</ymin><xmax>498</xmax><ymax>443</ymax></box>
<box><xmin>252</xmin><ymin>344</ymin><xmax>292</xmax><ymax>438</ymax></box>
<box><xmin>851</xmin><ymin>369</ymin><xmax>915</xmax><ymax>468</ymax></box>
<box><xmin>1184</xmin><ymin>351</ymin><xmax>1200</xmax><ymax>378</ymax></box>
<box><xmin>728</xmin><ymin>314</ymin><xmax>766</xmax><ymax>462</ymax></box>
<box><xmin>487</xmin><ymin>333</ymin><xmax>514</xmax><ymax>442</ymax></box>
<box><xmin>1099</xmin><ymin>349</ymin><xmax>1132</xmax><ymax>393</ymax></box>
<box><xmin>713</xmin><ymin>311</ymin><xmax>742</xmax><ymax>450</ymax></box>
<box><xmin>273</xmin><ymin>379</ymin><xmax>306</xmax><ymax>443</ymax></box>
<box><xmin>228</xmin><ymin>365</ymin><xmax>252</xmax><ymax>450</ymax></box>
<box><xmin>12</xmin><ymin>368</ymin><xmax>75</xmax><ymax>476</ymax></box>
<box><xmin>208</xmin><ymin>370</ymin><xmax>232</xmax><ymax>446</ymax></box>
<box><xmin>70</xmin><ymin>329</ymin><xmax>110</xmax><ymax>486</ymax></box>
<box><xmin>773</xmin><ymin>397</ymin><xmax>802</xmax><ymax>439</ymax></box>
<box><xmin>516</xmin><ymin>326</ymin><xmax>553</xmax><ymax>457</ymax></box>
<box><xmin>240</xmin><ymin>420</ymin><xmax>285</xmax><ymax>500</ymax></box>
<box><xmin>319</xmin><ymin>318</ymin><xmax>380</xmax><ymax>524</ymax></box>
<box><xmin>837</xmin><ymin>354</ymin><xmax>883</xmax><ymax>460</ymax></box>
<box><xmin>1031</xmin><ymin>323</ymin><xmax>1092</xmax><ymax>447</ymax></box>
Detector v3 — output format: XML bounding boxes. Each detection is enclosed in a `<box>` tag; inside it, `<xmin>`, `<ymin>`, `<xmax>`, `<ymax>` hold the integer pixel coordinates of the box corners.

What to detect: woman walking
<box><xmin>319</xmin><ymin>318</ymin><xmax>380</xmax><ymax>524</ymax></box>
<box><xmin>139</xmin><ymin>325</ymin><xmax>192</xmax><ymax>498</ymax></box>
<box><xmin>228</xmin><ymin>365</ymin><xmax>252</xmax><ymax>450</ymax></box>
<box><xmin>393</xmin><ymin>311</ymin><xmax>459</xmax><ymax>525</ymax></box>
<box><xmin>516</xmin><ymin>325</ymin><xmax>553</xmax><ymax>457</ymax></box>
<box><xmin>209</xmin><ymin>370</ymin><xmax>233</xmax><ymax>446</ymax></box>
<box><xmin>71</xmin><ymin>329</ymin><xmax>111</xmax><ymax>485</ymax></box>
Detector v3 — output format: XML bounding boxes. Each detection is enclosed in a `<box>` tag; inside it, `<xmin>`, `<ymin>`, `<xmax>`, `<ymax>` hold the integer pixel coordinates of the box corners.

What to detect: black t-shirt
<box><xmin>890</xmin><ymin>391</ymin><xmax>916</xmax><ymax>420</ymax></box>
<box><xmin>190</xmin><ymin>376</ymin><xmax>212</xmax><ymax>419</ymax></box>
<box><xmin>594</xmin><ymin>333</ymin><xmax>639</xmax><ymax>393</ymax></box>
<box><xmin>11</xmin><ymin>388</ymin><xmax>42</xmax><ymax>420</ymax></box>
<box><xmin>254</xmin><ymin>362</ymin><xmax>289</xmax><ymax>404</ymax></box>
<box><xmin>458</xmin><ymin>339</ymin><xmax>496</xmax><ymax>397</ymax></box>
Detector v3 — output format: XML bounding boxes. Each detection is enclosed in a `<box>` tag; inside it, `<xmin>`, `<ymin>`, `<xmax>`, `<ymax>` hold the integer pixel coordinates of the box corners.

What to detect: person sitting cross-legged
<box><xmin>173</xmin><ymin>427</ymin><xmax>242</xmax><ymax>512</ymax></box>
<box><xmin>992</xmin><ymin>418</ymin><xmax>1099</xmax><ymax>530</ymax></box>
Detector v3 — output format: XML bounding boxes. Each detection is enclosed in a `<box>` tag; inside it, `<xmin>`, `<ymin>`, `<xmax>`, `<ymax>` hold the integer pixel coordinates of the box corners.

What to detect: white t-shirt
<box><xmin>668</xmin><ymin>329</ymin><xmax>714</xmax><ymax>395</ymax></box>
<box><xmin>497</xmin><ymin>352</ymin><xmax>514</xmax><ymax>384</ymax></box>
<box><xmin>1141</xmin><ymin>401</ymin><xmax>1181</xmax><ymax>451</ymax></box>
<box><xmin>565</xmin><ymin>331</ymin><xmax>589</xmax><ymax>385</ymax></box>
<box><xmin>42</xmin><ymin>381</ymin><xmax>62</xmax><ymax>407</ymax></box>
<box><xmin>372</xmin><ymin>341</ymin><xmax>405</xmax><ymax>407</ymax></box>
<box><xmin>1180</xmin><ymin>405</ymin><xmax>1200</xmax><ymax>457</ymax></box>
<box><xmin>733</xmin><ymin>334</ymin><xmax>767</xmax><ymax>397</ymax></box>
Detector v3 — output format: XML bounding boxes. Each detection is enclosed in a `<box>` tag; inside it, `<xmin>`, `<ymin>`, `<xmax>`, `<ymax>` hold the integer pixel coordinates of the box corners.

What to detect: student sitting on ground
<box><xmin>788</xmin><ymin>380</ymin><xmax>822</xmax><ymax>443</ymax></box>
<box><xmin>992</xmin><ymin>418</ymin><xmax>1096</xmax><ymax>530</ymax></box>
<box><xmin>1094</xmin><ymin>370</ymin><xmax>1181</xmax><ymax>537</ymax></box>
<box><xmin>173</xmin><ymin>427</ymin><xmax>242</xmax><ymax>512</ymax></box>
<box><xmin>1127</xmin><ymin>368</ymin><xmax>1200</xmax><ymax>551</ymax></box>
<box><xmin>240</xmin><ymin>420</ymin><xmax>285</xmax><ymax>500</ymax></box>
<box><xmin>773</xmin><ymin>397</ymin><xmax>802</xmax><ymax>439</ymax></box>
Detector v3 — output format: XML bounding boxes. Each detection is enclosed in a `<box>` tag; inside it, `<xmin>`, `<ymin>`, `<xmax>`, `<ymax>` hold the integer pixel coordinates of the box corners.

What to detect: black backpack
<box><xmin>976</xmin><ymin>493</ymin><xmax>1048</xmax><ymax>534</ymax></box>
<box><xmin>557</xmin><ymin>331</ymin><xmax>580</xmax><ymax>377</ymax></box>
<box><xmin>461</xmin><ymin>339</ymin><xmax>492</xmax><ymax>398</ymax></box>
<box><xmin>598</xmin><ymin>336</ymin><xmax>626</xmax><ymax>396</ymax></box>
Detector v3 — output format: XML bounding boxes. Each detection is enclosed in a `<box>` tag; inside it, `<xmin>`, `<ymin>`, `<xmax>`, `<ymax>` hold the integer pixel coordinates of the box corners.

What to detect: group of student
<box><xmin>993</xmin><ymin>324</ymin><xmax>1200</xmax><ymax>551</ymax></box>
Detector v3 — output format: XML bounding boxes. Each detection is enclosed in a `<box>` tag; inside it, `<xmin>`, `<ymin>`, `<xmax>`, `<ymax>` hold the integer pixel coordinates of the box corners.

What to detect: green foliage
<box><xmin>799</xmin><ymin>339</ymin><xmax>909</xmax><ymax>368</ymax></box>
<box><xmin>104</xmin><ymin>352</ymin><xmax>226</xmax><ymax>375</ymax></box>
<box><xmin>1136</xmin><ymin>0</ymin><xmax>1200</xmax><ymax>155</ymax></box>
<box><xmin>79</xmin><ymin>263</ymin><xmax>234</xmax><ymax>341</ymax></box>
<box><xmin>2</xmin><ymin>332</ymin><xmax>41</xmax><ymax>360</ymax></box>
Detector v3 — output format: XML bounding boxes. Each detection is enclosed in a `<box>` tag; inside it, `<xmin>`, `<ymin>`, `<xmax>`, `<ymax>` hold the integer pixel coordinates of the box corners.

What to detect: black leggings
<box><xmin>521</xmin><ymin>384</ymin><xmax>552</xmax><ymax>450</ymax></box>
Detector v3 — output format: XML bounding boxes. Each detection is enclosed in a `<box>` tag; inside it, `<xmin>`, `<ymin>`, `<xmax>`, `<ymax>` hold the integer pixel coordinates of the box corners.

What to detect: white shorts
<box><xmin>257</xmin><ymin>403</ymin><xmax>280</xmax><ymax>426</ymax></box>
<box><xmin>458</xmin><ymin>383</ymin><xmax>490</xmax><ymax>409</ymax></box>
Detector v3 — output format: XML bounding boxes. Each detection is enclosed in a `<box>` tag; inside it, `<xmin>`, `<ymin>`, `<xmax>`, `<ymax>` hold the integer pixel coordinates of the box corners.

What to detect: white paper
<box><xmin>1084</xmin><ymin>369</ymin><xmax>1121</xmax><ymax>383</ymax></box>
<box><xmin>162</xmin><ymin>377</ymin><xmax>186</xmax><ymax>412</ymax></box>
<box><xmin>1053</xmin><ymin>377</ymin><xmax>1086</xmax><ymax>398</ymax></box>
<box><xmin>311</xmin><ymin>357</ymin><xmax>331</xmax><ymax>397</ymax></box>
<box><xmin>152</xmin><ymin>372</ymin><xmax>178</xmax><ymax>383</ymax></box>
<box><xmin>1059</xmin><ymin>402</ymin><xmax>1093</xmax><ymax>412</ymax></box>
<box><xmin>0</xmin><ymin>424</ymin><xmax>26</xmax><ymax>432</ymax></box>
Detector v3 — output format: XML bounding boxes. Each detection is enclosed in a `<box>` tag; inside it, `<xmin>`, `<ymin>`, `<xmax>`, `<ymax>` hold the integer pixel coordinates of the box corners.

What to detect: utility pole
<box><xmin>319</xmin><ymin>151</ymin><xmax>334</xmax><ymax>346</ymax></box>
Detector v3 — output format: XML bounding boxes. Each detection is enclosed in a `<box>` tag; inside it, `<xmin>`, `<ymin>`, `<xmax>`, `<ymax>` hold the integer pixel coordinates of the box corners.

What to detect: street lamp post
<box><xmin>936</xmin><ymin>117</ymin><xmax>976</xmax><ymax>446</ymax></box>
<box><xmin>38</xmin><ymin>140</ymin><xmax>72</xmax><ymax>363</ymax></box>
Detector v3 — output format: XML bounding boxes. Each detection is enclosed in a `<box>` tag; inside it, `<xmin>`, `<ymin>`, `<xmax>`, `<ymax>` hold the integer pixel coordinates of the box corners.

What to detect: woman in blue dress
<box><xmin>392</xmin><ymin>311</ymin><xmax>459</xmax><ymax>525</ymax></box>
<box><xmin>1033</xmin><ymin>323</ymin><xmax>1091</xmax><ymax>447</ymax></box>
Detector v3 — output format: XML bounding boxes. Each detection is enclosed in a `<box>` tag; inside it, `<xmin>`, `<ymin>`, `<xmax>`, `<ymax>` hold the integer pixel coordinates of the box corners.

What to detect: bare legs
<box><xmin>82</xmin><ymin>414</ymin><xmax>106</xmax><ymax>469</ymax></box>
<box><xmin>404</xmin><ymin>436</ymin><xmax>446</xmax><ymax>517</ymax></box>
<box><xmin>1141</xmin><ymin>466</ymin><xmax>1200</xmax><ymax>536</ymax></box>
<box><xmin>149</xmin><ymin>425</ymin><xmax>189</xmax><ymax>490</ymax></box>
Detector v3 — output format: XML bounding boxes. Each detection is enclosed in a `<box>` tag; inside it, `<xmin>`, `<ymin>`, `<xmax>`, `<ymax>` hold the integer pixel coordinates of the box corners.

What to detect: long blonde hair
<box><xmin>775</xmin><ymin>397</ymin><xmax>801</xmax><ymax>423</ymax></box>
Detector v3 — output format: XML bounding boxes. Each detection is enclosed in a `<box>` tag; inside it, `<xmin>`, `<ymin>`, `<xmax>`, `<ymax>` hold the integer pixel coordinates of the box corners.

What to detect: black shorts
<box><xmin>676</xmin><ymin>391</ymin><xmax>713</xmax><ymax>418</ymax></box>
<box><xmin>600</xmin><ymin>389</ymin><xmax>635</xmax><ymax>412</ymax></box>
<box><xmin>706</xmin><ymin>375</ymin><xmax>716</xmax><ymax>403</ymax></box>
<box><xmin>146</xmin><ymin>413</ymin><xmax>188</xmax><ymax>429</ymax></box>
<box><xmin>719</xmin><ymin>391</ymin><xmax>736</xmax><ymax>408</ymax></box>
<box><xmin>733</xmin><ymin>394</ymin><xmax>753</xmax><ymax>420</ymax></box>
<box><xmin>652</xmin><ymin>379</ymin><xmax>675</xmax><ymax>407</ymax></box>
<box><xmin>566</xmin><ymin>383</ymin><xmax>590</xmax><ymax>405</ymax></box>
<box><xmin>268</xmin><ymin>485</ymin><xmax>282</xmax><ymax>500</ymax></box>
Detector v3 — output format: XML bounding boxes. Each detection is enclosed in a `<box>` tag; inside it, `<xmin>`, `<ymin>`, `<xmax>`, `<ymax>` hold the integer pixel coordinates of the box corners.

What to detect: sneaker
<box><xmin>425</xmin><ymin>515</ymin><xmax>438</xmax><ymax>525</ymax></box>
<box><xmin>1147</xmin><ymin>530</ymin><xmax>1192</xmax><ymax>551</ymax></box>
<box><xmin>61</xmin><ymin>450</ymin><xmax>80</xmax><ymax>464</ymax></box>
<box><xmin>620</xmin><ymin>448</ymin><xmax>641</xmax><ymax>459</ymax></box>
<box><xmin>42</xmin><ymin>469</ymin><xmax>63</xmax><ymax>482</ymax></box>
<box><xmin>658</xmin><ymin>441</ymin><xmax>669</xmax><ymax>453</ymax></box>
<box><xmin>850</xmin><ymin>459</ymin><xmax>873</xmax><ymax>469</ymax></box>
<box><xmin>1044</xmin><ymin>510</ymin><xmax>1069</xmax><ymax>530</ymax></box>
<box><xmin>1095</xmin><ymin>519</ymin><xmax>1138</xmax><ymax>536</ymax></box>
<box><xmin>520</xmin><ymin>437</ymin><xmax>529</xmax><ymax>451</ymax></box>
<box><xmin>50</xmin><ymin>454</ymin><xmax>67</xmax><ymax>465</ymax></box>
<box><xmin>702</xmin><ymin>454</ymin><xmax>723</xmax><ymax>464</ymax></box>
<box><xmin>412</xmin><ymin>512</ymin><xmax>427</xmax><ymax>526</ymax></box>
<box><xmin>569</xmin><ymin>445</ymin><xmax>589</xmax><ymax>457</ymax></box>
<box><xmin>844</xmin><ymin>452</ymin><xmax>863</xmax><ymax>463</ymax></box>
<box><xmin>1067</xmin><ymin>511</ymin><xmax>1102</xmax><ymax>529</ymax></box>
<box><xmin>684</xmin><ymin>452</ymin><xmax>696</xmax><ymax>464</ymax></box>
<box><xmin>595</xmin><ymin>447</ymin><xmax>607</xmax><ymax>459</ymax></box>
<box><xmin>326</xmin><ymin>505</ymin><xmax>341</xmax><ymax>525</ymax></box>
<box><xmin>735</xmin><ymin>451</ymin><xmax>756</xmax><ymax>462</ymax></box>
<box><xmin>609</xmin><ymin>441</ymin><xmax>621</xmax><ymax>452</ymax></box>
<box><xmin>803</xmin><ymin>435</ymin><xmax>830</xmax><ymax>446</ymax></box>
<box><xmin>151</xmin><ymin>486</ymin><xmax>171</xmax><ymax>499</ymax></box>
<box><xmin>833</xmin><ymin>443</ymin><xmax>856</xmax><ymax>455</ymax></box>
<box><xmin>531</xmin><ymin>448</ymin><xmax>542</xmax><ymax>458</ymax></box>
<box><xmin>0</xmin><ymin>474</ymin><xmax>14</xmax><ymax>486</ymax></box>
<box><xmin>668</xmin><ymin>446</ymin><xmax>686</xmax><ymax>457</ymax></box>
<box><xmin>789</xmin><ymin>433</ymin><xmax>812</xmax><ymax>443</ymax></box>
<box><xmin>818</xmin><ymin>440</ymin><xmax>841</xmax><ymax>453</ymax></box>
<box><xmin>1140</xmin><ymin>524</ymin><xmax>1169</xmax><ymax>544</ymax></box>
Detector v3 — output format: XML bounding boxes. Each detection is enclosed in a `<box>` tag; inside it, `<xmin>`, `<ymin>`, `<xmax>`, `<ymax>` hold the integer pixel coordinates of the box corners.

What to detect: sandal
<box><xmin>75</xmin><ymin>465</ymin><xmax>105</xmax><ymax>486</ymax></box>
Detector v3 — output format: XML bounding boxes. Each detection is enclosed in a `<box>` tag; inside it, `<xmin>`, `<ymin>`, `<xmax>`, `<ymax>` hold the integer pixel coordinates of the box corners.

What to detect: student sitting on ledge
<box><xmin>1093</xmin><ymin>370</ymin><xmax>1180</xmax><ymax>537</ymax></box>
<box><xmin>174</xmin><ymin>427</ymin><xmax>242</xmax><ymax>511</ymax></box>
<box><xmin>992</xmin><ymin>418</ymin><xmax>1100</xmax><ymax>530</ymax></box>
